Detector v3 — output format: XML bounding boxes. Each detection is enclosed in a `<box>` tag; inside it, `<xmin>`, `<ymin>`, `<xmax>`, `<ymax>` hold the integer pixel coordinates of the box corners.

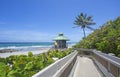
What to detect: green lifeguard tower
<box><xmin>53</xmin><ymin>33</ymin><xmax>70</xmax><ymax>49</ymax></box>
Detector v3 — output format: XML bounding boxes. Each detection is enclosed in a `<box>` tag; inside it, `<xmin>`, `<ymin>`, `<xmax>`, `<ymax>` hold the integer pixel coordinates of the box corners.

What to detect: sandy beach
<box><xmin>0</xmin><ymin>47</ymin><xmax>50</xmax><ymax>58</ymax></box>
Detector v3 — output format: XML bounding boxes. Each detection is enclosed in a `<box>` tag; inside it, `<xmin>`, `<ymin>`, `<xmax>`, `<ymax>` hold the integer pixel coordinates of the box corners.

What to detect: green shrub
<box><xmin>6</xmin><ymin>55</ymin><xmax>17</xmax><ymax>65</ymax></box>
<box><xmin>55</xmin><ymin>52</ymin><xmax>64</xmax><ymax>59</ymax></box>
<box><xmin>0</xmin><ymin>58</ymin><xmax>6</xmax><ymax>64</ymax></box>
<box><xmin>0</xmin><ymin>48</ymin><xmax>73</xmax><ymax>77</ymax></box>
<box><xmin>118</xmin><ymin>54</ymin><xmax>120</xmax><ymax>58</ymax></box>
<box><xmin>7</xmin><ymin>70</ymin><xmax>25</xmax><ymax>77</ymax></box>
<box><xmin>0</xmin><ymin>62</ymin><xmax>6</xmax><ymax>77</ymax></box>
<box><xmin>24</xmin><ymin>62</ymin><xmax>34</xmax><ymax>71</ymax></box>
<box><xmin>28</xmin><ymin>52</ymin><xmax>33</xmax><ymax>57</ymax></box>
<box><xmin>73</xmin><ymin>16</ymin><xmax>120</xmax><ymax>56</ymax></box>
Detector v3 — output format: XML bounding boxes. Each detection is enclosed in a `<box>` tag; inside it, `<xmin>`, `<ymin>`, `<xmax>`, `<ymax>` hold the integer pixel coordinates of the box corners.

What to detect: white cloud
<box><xmin>65</xmin><ymin>30</ymin><xmax>93</xmax><ymax>42</ymax></box>
<box><xmin>0</xmin><ymin>29</ymin><xmax>94</xmax><ymax>42</ymax></box>
<box><xmin>0</xmin><ymin>30</ymin><xmax>55</xmax><ymax>42</ymax></box>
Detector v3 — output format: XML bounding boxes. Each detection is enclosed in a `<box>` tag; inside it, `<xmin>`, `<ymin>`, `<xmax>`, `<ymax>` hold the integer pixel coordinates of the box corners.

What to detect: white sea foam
<box><xmin>0</xmin><ymin>45</ymin><xmax>53</xmax><ymax>50</ymax></box>
<box><xmin>0</xmin><ymin>48</ymin><xmax>50</xmax><ymax>58</ymax></box>
<box><xmin>0</xmin><ymin>42</ymin><xmax>76</xmax><ymax>50</ymax></box>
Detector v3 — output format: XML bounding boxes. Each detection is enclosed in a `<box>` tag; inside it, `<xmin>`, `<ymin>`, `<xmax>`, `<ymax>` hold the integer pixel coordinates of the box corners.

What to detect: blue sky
<box><xmin>0</xmin><ymin>0</ymin><xmax>120</xmax><ymax>42</ymax></box>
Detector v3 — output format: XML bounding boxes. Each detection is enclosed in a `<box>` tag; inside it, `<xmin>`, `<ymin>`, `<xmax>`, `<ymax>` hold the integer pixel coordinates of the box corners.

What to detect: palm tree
<box><xmin>74</xmin><ymin>13</ymin><xmax>96</xmax><ymax>38</ymax></box>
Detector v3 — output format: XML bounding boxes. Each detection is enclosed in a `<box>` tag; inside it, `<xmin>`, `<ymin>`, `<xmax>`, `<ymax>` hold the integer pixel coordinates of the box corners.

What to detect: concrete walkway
<box><xmin>73</xmin><ymin>56</ymin><xmax>102</xmax><ymax>77</ymax></box>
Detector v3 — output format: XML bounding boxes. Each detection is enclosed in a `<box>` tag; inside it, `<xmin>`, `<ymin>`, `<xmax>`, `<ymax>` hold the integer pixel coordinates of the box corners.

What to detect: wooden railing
<box><xmin>32</xmin><ymin>51</ymin><xmax>78</xmax><ymax>77</ymax></box>
<box><xmin>77</xmin><ymin>48</ymin><xmax>120</xmax><ymax>77</ymax></box>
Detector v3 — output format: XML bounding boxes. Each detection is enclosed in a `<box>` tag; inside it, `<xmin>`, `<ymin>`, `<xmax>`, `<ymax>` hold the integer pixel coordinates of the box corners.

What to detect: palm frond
<box><xmin>86</xmin><ymin>26</ymin><xmax>95</xmax><ymax>30</ymax></box>
<box><xmin>87</xmin><ymin>16</ymin><xmax>92</xmax><ymax>20</ymax></box>
<box><xmin>73</xmin><ymin>12</ymin><xmax>96</xmax><ymax>38</ymax></box>
<box><xmin>80</xmin><ymin>13</ymin><xmax>84</xmax><ymax>17</ymax></box>
<box><xmin>72</xmin><ymin>26</ymin><xmax>80</xmax><ymax>28</ymax></box>
<box><xmin>84</xmin><ymin>13</ymin><xmax>87</xmax><ymax>19</ymax></box>
<box><xmin>87</xmin><ymin>22</ymin><xmax>96</xmax><ymax>25</ymax></box>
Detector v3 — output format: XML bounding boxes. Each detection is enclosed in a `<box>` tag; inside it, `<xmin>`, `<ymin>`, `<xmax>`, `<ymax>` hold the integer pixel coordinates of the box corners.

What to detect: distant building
<box><xmin>53</xmin><ymin>33</ymin><xmax>70</xmax><ymax>49</ymax></box>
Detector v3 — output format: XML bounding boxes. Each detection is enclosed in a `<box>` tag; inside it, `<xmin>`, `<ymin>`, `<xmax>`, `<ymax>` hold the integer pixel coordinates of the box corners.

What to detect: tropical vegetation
<box><xmin>74</xmin><ymin>13</ymin><xmax>96</xmax><ymax>38</ymax></box>
<box><xmin>74</xmin><ymin>17</ymin><xmax>120</xmax><ymax>57</ymax></box>
<box><xmin>0</xmin><ymin>49</ymin><xmax>72</xmax><ymax>77</ymax></box>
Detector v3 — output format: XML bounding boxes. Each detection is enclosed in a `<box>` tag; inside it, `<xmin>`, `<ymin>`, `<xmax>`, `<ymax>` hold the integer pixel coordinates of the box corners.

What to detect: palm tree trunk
<box><xmin>83</xmin><ymin>28</ymin><xmax>86</xmax><ymax>38</ymax></box>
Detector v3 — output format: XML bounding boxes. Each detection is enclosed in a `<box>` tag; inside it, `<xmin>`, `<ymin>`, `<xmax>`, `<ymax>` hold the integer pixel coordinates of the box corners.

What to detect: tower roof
<box><xmin>53</xmin><ymin>33</ymin><xmax>70</xmax><ymax>41</ymax></box>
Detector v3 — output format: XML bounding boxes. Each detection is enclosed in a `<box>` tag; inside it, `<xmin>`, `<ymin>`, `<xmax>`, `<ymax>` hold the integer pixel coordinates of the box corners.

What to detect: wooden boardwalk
<box><xmin>73</xmin><ymin>56</ymin><xmax>102</xmax><ymax>77</ymax></box>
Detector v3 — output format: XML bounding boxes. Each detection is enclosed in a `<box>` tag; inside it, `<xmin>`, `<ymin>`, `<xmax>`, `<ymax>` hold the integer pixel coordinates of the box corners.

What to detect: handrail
<box><xmin>77</xmin><ymin>48</ymin><xmax>120</xmax><ymax>77</ymax></box>
<box><xmin>76</xmin><ymin>48</ymin><xmax>120</xmax><ymax>67</ymax></box>
<box><xmin>32</xmin><ymin>51</ymin><xmax>78</xmax><ymax>77</ymax></box>
<box><xmin>92</xmin><ymin>50</ymin><xmax>120</xmax><ymax>68</ymax></box>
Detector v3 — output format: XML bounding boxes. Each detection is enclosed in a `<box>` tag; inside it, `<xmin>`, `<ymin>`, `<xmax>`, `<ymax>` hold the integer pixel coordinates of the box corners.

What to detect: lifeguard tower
<box><xmin>53</xmin><ymin>33</ymin><xmax>70</xmax><ymax>49</ymax></box>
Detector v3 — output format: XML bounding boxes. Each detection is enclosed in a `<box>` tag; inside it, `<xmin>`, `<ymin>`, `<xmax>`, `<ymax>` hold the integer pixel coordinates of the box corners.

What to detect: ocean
<box><xmin>0</xmin><ymin>42</ymin><xmax>76</xmax><ymax>51</ymax></box>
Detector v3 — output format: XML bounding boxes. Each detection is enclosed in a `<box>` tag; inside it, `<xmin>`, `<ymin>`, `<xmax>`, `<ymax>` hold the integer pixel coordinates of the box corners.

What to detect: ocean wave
<box><xmin>0</xmin><ymin>42</ymin><xmax>76</xmax><ymax>50</ymax></box>
<box><xmin>0</xmin><ymin>45</ymin><xmax>53</xmax><ymax>50</ymax></box>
